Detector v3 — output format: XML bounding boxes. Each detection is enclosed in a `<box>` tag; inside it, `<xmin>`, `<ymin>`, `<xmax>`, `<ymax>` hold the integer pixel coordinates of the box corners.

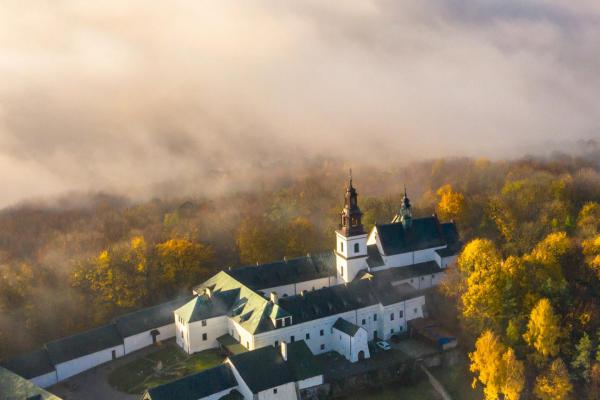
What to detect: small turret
<box><xmin>400</xmin><ymin>186</ymin><xmax>412</xmax><ymax>229</ymax></box>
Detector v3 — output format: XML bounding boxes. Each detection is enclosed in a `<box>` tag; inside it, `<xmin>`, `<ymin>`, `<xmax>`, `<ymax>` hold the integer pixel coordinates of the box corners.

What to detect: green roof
<box><xmin>145</xmin><ymin>364</ymin><xmax>237</xmax><ymax>400</ymax></box>
<box><xmin>115</xmin><ymin>296</ymin><xmax>193</xmax><ymax>337</ymax></box>
<box><xmin>0</xmin><ymin>366</ymin><xmax>61</xmax><ymax>400</ymax></box>
<box><xmin>175</xmin><ymin>291</ymin><xmax>238</xmax><ymax>323</ymax></box>
<box><xmin>228</xmin><ymin>346</ymin><xmax>293</xmax><ymax>393</ymax></box>
<box><xmin>286</xmin><ymin>340</ymin><xmax>322</xmax><ymax>380</ymax></box>
<box><xmin>221</xmin><ymin>251</ymin><xmax>335</xmax><ymax>291</ymax></box>
<box><xmin>216</xmin><ymin>334</ymin><xmax>248</xmax><ymax>355</ymax></box>
<box><xmin>333</xmin><ymin>318</ymin><xmax>361</xmax><ymax>336</ymax></box>
<box><xmin>45</xmin><ymin>324</ymin><xmax>122</xmax><ymax>365</ymax></box>
<box><xmin>1</xmin><ymin>348</ymin><xmax>55</xmax><ymax>379</ymax></box>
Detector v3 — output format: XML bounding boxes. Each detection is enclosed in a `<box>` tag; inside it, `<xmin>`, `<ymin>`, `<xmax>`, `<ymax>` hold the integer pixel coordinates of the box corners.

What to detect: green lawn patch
<box><xmin>107</xmin><ymin>345</ymin><xmax>225</xmax><ymax>394</ymax></box>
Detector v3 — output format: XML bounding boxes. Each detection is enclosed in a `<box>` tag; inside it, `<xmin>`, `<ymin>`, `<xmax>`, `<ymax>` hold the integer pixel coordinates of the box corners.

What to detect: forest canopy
<box><xmin>2</xmin><ymin>151</ymin><xmax>600</xmax><ymax>397</ymax></box>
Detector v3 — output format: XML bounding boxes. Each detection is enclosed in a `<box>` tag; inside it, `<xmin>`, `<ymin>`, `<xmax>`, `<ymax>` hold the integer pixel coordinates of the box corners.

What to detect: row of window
<box><xmin>177</xmin><ymin>317</ymin><xmax>208</xmax><ymax>327</ymax></box>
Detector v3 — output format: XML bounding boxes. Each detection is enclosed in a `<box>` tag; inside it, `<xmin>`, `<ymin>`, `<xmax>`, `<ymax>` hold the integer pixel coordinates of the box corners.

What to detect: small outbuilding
<box><xmin>331</xmin><ymin>318</ymin><xmax>370</xmax><ymax>363</ymax></box>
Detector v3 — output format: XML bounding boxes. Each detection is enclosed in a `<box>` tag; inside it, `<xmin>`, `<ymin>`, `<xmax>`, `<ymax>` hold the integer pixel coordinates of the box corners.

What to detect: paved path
<box><xmin>420</xmin><ymin>363</ymin><xmax>453</xmax><ymax>400</ymax></box>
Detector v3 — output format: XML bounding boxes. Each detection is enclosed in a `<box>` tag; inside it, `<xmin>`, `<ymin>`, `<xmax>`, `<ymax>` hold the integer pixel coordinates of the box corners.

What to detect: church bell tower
<box><xmin>335</xmin><ymin>171</ymin><xmax>368</xmax><ymax>283</ymax></box>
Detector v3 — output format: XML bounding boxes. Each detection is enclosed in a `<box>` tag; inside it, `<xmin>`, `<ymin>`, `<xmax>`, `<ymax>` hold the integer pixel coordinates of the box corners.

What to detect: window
<box><xmin>290</xmin><ymin>336</ymin><xmax>295</xmax><ymax>343</ymax></box>
<box><xmin>275</xmin><ymin>340</ymin><xmax>279</xmax><ymax>348</ymax></box>
<box><xmin>421</xmin><ymin>276</ymin><xmax>424</xmax><ymax>281</ymax></box>
<box><xmin>320</xmin><ymin>344</ymin><xmax>325</xmax><ymax>350</ymax></box>
<box><xmin>306</xmin><ymin>333</ymin><xmax>310</xmax><ymax>340</ymax></box>
<box><xmin>273</xmin><ymin>388</ymin><xmax>278</xmax><ymax>394</ymax></box>
<box><xmin>201</xmin><ymin>320</ymin><xmax>207</xmax><ymax>327</ymax></box>
<box><xmin>320</xmin><ymin>329</ymin><xmax>324</xmax><ymax>336</ymax></box>
<box><xmin>181</xmin><ymin>331</ymin><xmax>184</xmax><ymax>339</ymax></box>
<box><xmin>399</xmin><ymin>326</ymin><xmax>404</xmax><ymax>332</ymax></box>
<box><xmin>414</xmin><ymin>308</ymin><xmax>418</xmax><ymax>314</ymax></box>
<box><xmin>431</xmin><ymin>274</ymin><xmax>435</xmax><ymax>279</ymax></box>
<box><xmin>340</xmin><ymin>242</ymin><xmax>344</xmax><ymax>252</ymax></box>
<box><xmin>340</xmin><ymin>266</ymin><xmax>344</xmax><ymax>277</ymax></box>
<box><xmin>390</xmin><ymin>329</ymin><xmax>394</xmax><ymax>334</ymax></box>
<box><xmin>362</xmin><ymin>319</ymin><xmax>366</xmax><ymax>325</ymax></box>
<box><xmin>374</xmin><ymin>314</ymin><xmax>378</xmax><ymax>321</ymax></box>
<box><xmin>410</xmin><ymin>279</ymin><xmax>414</xmax><ymax>283</ymax></box>
<box><xmin>202</xmin><ymin>333</ymin><xmax>207</xmax><ymax>341</ymax></box>
<box><xmin>246</xmin><ymin>342</ymin><xmax>249</xmax><ymax>348</ymax></box>
<box><xmin>399</xmin><ymin>310</ymin><xmax>403</xmax><ymax>318</ymax></box>
<box><xmin>390</xmin><ymin>313</ymin><xmax>395</xmax><ymax>321</ymax></box>
<box><xmin>276</xmin><ymin>319</ymin><xmax>283</xmax><ymax>328</ymax></box>
<box><xmin>354</xmin><ymin>243</ymin><xmax>359</xmax><ymax>253</ymax></box>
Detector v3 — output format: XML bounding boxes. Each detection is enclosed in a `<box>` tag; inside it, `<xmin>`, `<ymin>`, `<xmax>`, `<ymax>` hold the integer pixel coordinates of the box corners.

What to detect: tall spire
<box><xmin>339</xmin><ymin>170</ymin><xmax>364</xmax><ymax>237</ymax></box>
<box><xmin>400</xmin><ymin>186</ymin><xmax>412</xmax><ymax>228</ymax></box>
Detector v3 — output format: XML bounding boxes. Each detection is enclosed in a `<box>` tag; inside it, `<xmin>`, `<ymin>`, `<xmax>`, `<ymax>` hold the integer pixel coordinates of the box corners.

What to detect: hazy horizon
<box><xmin>2</xmin><ymin>1</ymin><xmax>600</xmax><ymax>208</ymax></box>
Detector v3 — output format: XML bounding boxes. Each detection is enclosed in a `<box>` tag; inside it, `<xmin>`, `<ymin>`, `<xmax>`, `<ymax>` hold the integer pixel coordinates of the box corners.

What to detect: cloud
<box><xmin>0</xmin><ymin>0</ymin><xmax>599</xmax><ymax>207</ymax></box>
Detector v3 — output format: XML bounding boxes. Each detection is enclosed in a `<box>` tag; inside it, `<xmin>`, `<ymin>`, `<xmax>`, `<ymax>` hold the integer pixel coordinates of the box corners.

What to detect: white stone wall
<box><xmin>297</xmin><ymin>375</ymin><xmax>323</xmax><ymax>390</ymax></box>
<box><xmin>354</xmin><ymin>304</ymin><xmax>382</xmax><ymax>341</ymax></box>
<box><xmin>187</xmin><ymin>315</ymin><xmax>229</xmax><ymax>354</ymax></box>
<box><xmin>260</xmin><ymin>276</ymin><xmax>332</xmax><ymax>299</ymax></box>
<box><xmin>55</xmin><ymin>345</ymin><xmax>124</xmax><ymax>381</ymax></box>
<box><xmin>331</xmin><ymin>326</ymin><xmax>369</xmax><ymax>363</ymax></box>
<box><xmin>123</xmin><ymin>323</ymin><xmax>176</xmax><ymax>354</ymax></box>
<box><xmin>30</xmin><ymin>371</ymin><xmax>58</xmax><ymax>388</ymax></box>
<box><xmin>257</xmin><ymin>382</ymin><xmax>298</xmax><ymax>400</ymax></box>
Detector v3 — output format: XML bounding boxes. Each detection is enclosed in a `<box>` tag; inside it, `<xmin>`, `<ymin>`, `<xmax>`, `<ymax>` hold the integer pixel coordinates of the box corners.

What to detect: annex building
<box><xmin>1</xmin><ymin>176</ymin><xmax>461</xmax><ymax>400</ymax></box>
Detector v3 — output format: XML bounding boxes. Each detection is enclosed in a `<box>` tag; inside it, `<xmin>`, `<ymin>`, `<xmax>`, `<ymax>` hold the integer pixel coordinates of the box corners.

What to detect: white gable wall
<box><xmin>297</xmin><ymin>375</ymin><xmax>323</xmax><ymax>390</ymax></box>
<box><xmin>257</xmin><ymin>382</ymin><xmax>298</xmax><ymax>400</ymax></box>
<box><xmin>187</xmin><ymin>315</ymin><xmax>228</xmax><ymax>354</ymax></box>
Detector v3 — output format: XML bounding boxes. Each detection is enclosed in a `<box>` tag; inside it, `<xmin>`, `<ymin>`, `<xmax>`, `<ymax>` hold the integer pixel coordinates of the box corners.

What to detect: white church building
<box><xmin>2</xmin><ymin>175</ymin><xmax>461</xmax><ymax>399</ymax></box>
<box><xmin>174</xmin><ymin>176</ymin><xmax>461</xmax><ymax>366</ymax></box>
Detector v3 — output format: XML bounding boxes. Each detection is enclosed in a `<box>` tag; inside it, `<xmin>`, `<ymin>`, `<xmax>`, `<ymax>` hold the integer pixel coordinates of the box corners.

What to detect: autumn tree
<box><xmin>436</xmin><ymin>184</ymin><xmax>465</xmax><ymax>221</ymax></box>
<box><xmin>155</xmin><ymin>238</ymin><xmax>214</xmax><ymax>291</ymax></box>
<box><xmin>236</xmin><ymin>215</ymin><xmax>284</xmax><ymax>264</ymax></box>
<box><xmin>571</xmin><ymin>333</ymin><xmax>593</xmax><ymax>381</ymax></box>
<box><xmin>71</xmin><ymin>236</ymin><xmax>149</xmax><ymax>318</ymax></box>
<box><xmin>534</xmin><ymin>358</ymin><xmax>573</xmax><ymax>400</ymax></box>
<box><xmin>577</xmin><ymin>202</ymin><xmax>600</xmax><ymax>238</ymax></box>
<box><xmin>470</xmin><ymin>330</ymin><xmax>525</xmax><ymax>400</ymax></box>
<box><xmin>524</xmin><ymin>298</ymin><xmax>562</xmax><ymax>360</ymax></box>
<box><xmin>582</xmin><ymin>235</ymin><xmax>600</xmax><ymax>279</ymax></box>
<box><xmin>283</xmin><ymin>217</ymin><xmax>322</xmax><ymax>258</ymax></box>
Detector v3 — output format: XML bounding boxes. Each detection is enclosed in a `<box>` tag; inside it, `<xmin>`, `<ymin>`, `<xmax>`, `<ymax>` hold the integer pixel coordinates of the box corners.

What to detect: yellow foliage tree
<box><xmin>577</xmin><ymin>202</ymin><xmax>600</xmax><ymax>238</ymax></box>
<box><xmin>524</xmin><ymin>298</ymin><xmax>562</xmax><ymax>360</ymax></box>
<box><xmin>470</xmin><ymin>330</ymin><xmax>525</xmax><ymax>400</ymax></box>
<box><xmin>458</xmin><ymin>239</ymin><xmax>501</xmax><ymax>275</ymax></box>
<box><xmin>534</xmin><ymin>358</ymin><xmax>573</xmax><ymax>400</ymax></box>
<box><xmin>156</xmin><ymin>238</ymin><xmax>214</xmax><ymax>289</ymax></box>
<box><xmin>582</xmin><ymin>235</ymin><xmax>600</xmax><ymax>279</ymax></box>
<box><xmin>284</xmin><ymin>217</ymin><xmax>321</xmax><ymax>258</ymax></box>
<box><xmin>436</xmin><ymin>184</ymin><xmax>465</xmax><ymax>221</ymax></box>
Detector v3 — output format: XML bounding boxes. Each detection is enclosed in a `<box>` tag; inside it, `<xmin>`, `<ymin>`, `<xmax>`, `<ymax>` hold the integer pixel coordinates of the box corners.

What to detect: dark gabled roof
<box><xmin>115</xmin><ymin>296</ymin><xmax>193</xmax><ymax>337</ymax></box>
<box><xmin>145</xmin><ymin>364</ymin><xmax>237</xmax><ymax>400</ymax></box>
<box><xmin>332</xmin><ymin>318</ymin><xmax>361</xmax><ymax>336</ymax></box>
<box><xmin>435</xmin><ymin>247</ymin><xmax>458</xmax><ymax>257</ymax></box>
<box><xmin>366</xmin><ymin>244</ymin><xmax>384</xmax><ymax>268</ymax></box>
<box><xmin>219</xmin><ymin>389</ymin><xmax>244</xmax><ymax>400</ymax></box>
<box><xmin>228</xmin><ymin>346</ymin><xmax>293</xmax><ymax>393</ymax></box>
<box><xmin>286</xmin><ymin>340</ymin><xmax>322</xmax><ymax>381</ymax></box>
<box><xmin>372</xmin><ymin>261</ymin><xmax>443</xmax><ymax>282</ymax></box>
<box><xmin>175</xmin><ymin>290</ymin><xmax>239</xmax><ymax>323</ymax></box>
<box><xmin>45</xmin><ymin>324</ymin><xmax>123</xmax><ymax>365</ymax></box>
<box><xmin>0</xmin><ymin>366</ymin><xmax>61</xmax><ymax>400</ymax></box>
<box><xmin>375</xmin><ymin>216</ymin><xmax>449</xmax><ymax>255</ymax></box>
<box><xmin>278</xmin><ymin>278</ymin><xmax>423</xmax><ymax>325</ymax></box>
<box><xmin>0</xmin><ymin>349</ymin><xmax>55</xmax><ymax>379</ymax></box>
<box><xmin>222</xmin><ymin>251</ymin><xmax>335</xmax><ymax>291</ymax></box>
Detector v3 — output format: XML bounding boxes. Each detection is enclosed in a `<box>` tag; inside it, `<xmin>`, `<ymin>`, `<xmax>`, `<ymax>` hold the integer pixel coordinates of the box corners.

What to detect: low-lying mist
<box><xmin>1</xmin><ymin>0</ymin><xmax>600</xmax><ymax>208</ymax></box>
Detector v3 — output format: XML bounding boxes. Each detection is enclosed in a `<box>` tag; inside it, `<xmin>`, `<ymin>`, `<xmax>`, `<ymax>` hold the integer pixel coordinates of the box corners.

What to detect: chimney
<box><xmin>205</xmin><ymin>287</ymin><xmax>212</xmax><ymax>298</ymax></box>
<box><xmin>280</xmin><ymin>341</ymin><xmax>288</xmax><ymax>361</ymax></box>
<box><xmin>270</xmin><ymin>292</ymin><xmax>278</xmax><ymax>305</ymax></box>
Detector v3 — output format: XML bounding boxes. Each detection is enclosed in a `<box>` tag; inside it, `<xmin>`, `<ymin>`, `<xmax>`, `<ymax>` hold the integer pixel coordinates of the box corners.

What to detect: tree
<box><xmin>572</xmin><ymin>333</ymin><xmax>593</xmax><ymax>381</ymax></box>
<box><xmin>436</xmin><ymin>184</ymin><xmax>465</xmax><ymax>221</ymax></box>
<box><xmin>236</xmin><ymin>215</ymin><xmax>284</xmax><ymax>264</ymax></box>
<box><xmin>155</xmin><ymin>238</ymin><xmax>214</xmax><ymax>291</ymax></box>
<box><xmin>582</xmin><ymin>235</ymin><xmax>600</xmax><ymax>279</ymax></box>
<box><xmin>534</xmin><ymin>358</ymin><xmax>573</xmax><ymax>400</ymax></box>
<box><xmin>458</xmin><ymin>239</ymin><xmax>501</xmax><ymax>275</ymax></box>
<box><xmin>283</xmin><ymin>217</ymin><xmax>322</xmax><ymax>258</ymax></box>
<box><xmin>577</xmin><ymin>202</ymin><xmax>600</xmax><ymax>238</ymax></box>
<box><xmin>470</xmin><ymin>330</ymin><xmax>525</xmax><ymax>400</ymax></box>
<box><xmin>588</xmin><ymin>362</ymin><xmax>600</xmax><ymax>400</ymax></box>
<box><xmin>524</xmin><ymin>298</ymin><xmax>562</xmax><ymax>360</ymax></box>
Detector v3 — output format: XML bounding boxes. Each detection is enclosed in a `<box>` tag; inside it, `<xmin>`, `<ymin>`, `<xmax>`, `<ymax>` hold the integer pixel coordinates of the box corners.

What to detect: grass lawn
<box><xmin>430</xmin><ymin>357</ymin><xmax>483</xmax><ymax>400</ymax></box>
<box><xmin>108</xmin><ymin>345</ymin><xmax>225</xmax><ymax>394</ymax></box>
